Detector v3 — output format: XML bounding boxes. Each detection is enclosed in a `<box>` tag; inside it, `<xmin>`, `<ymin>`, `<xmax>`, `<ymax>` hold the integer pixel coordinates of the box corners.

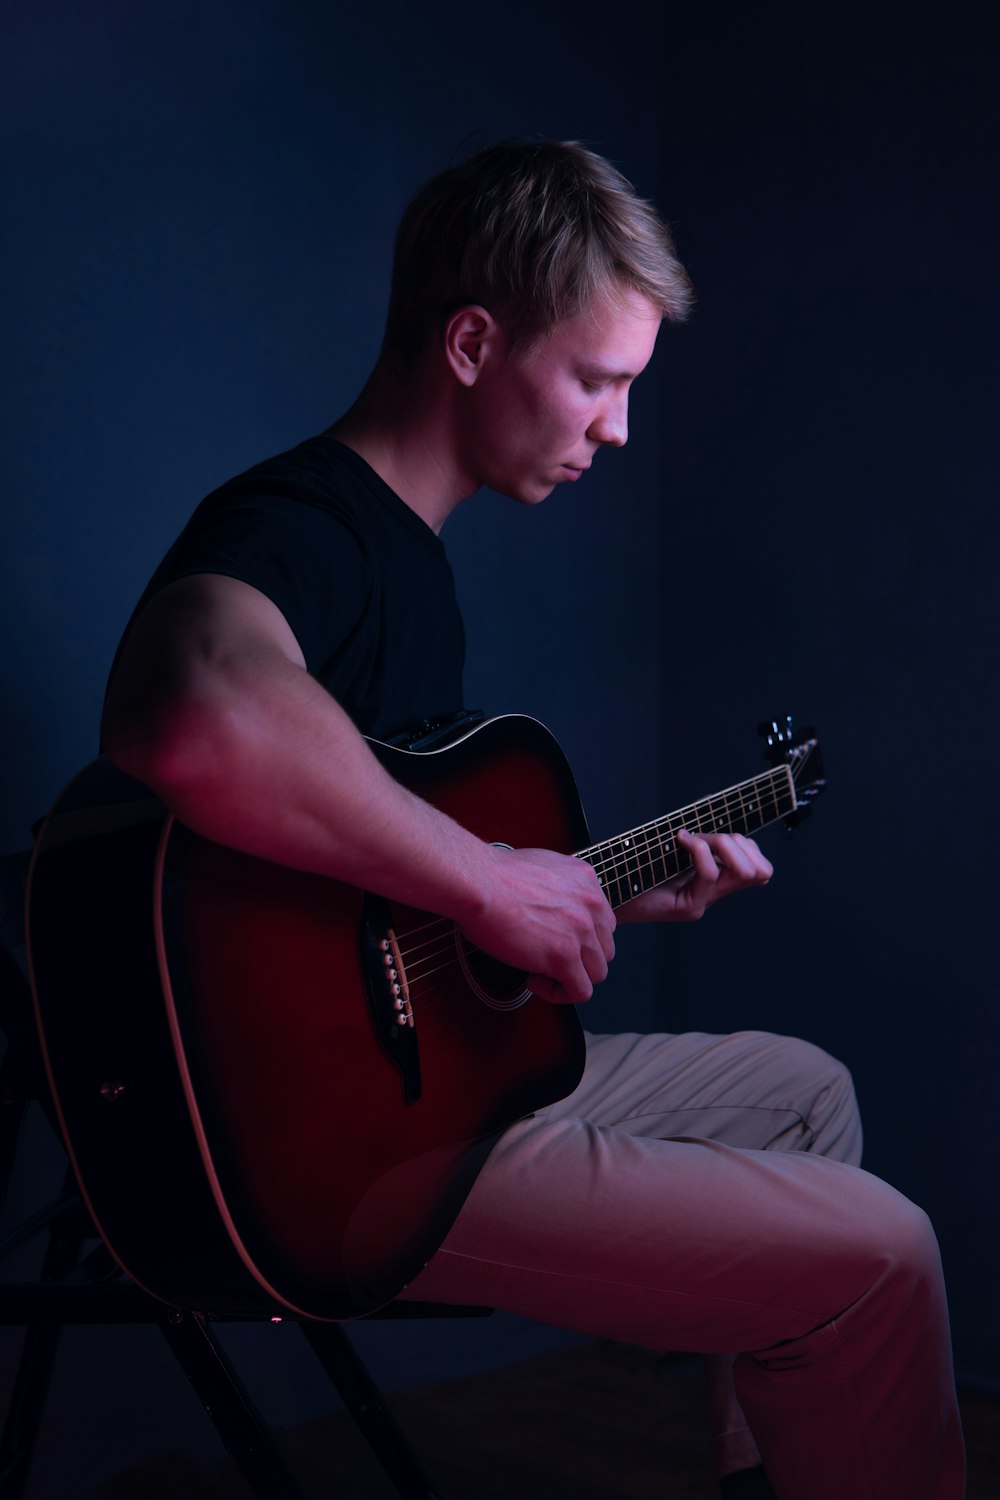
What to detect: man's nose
<box><xmin>588</xmin><ymin>391</ymin><xmax>629</xmax><ymax>447</ymax></box>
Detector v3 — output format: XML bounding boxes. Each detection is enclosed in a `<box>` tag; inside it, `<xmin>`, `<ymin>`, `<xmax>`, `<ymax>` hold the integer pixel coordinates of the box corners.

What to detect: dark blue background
<box><xmin>2</xmin><ymin>1</ymin><xmax>997</xmax><ymax>1490</ymax></box>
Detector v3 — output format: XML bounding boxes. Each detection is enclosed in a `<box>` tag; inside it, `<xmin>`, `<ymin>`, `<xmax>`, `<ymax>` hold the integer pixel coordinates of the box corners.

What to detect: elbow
<box><xmin>101</xmin><ymin>715</ymin><xmax>173</xmax><ymax>792</ymax></box>
<box><xmin>101</xmin><ymin>692</ymin><xmax>241</xmax><ymax>807</ymax></box>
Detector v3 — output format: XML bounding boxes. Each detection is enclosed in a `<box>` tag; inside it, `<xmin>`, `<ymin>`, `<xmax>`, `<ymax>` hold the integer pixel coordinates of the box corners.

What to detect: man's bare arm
<box><xmin>102</xmin><ymin>574</ymin><xmax>615</xmax><ymax>1003</ymax></box>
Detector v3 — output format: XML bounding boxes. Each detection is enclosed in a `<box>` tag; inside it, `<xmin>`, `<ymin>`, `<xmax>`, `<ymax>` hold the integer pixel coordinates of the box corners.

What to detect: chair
<box><xmin>0</xmin><ymin>848</ymin><xmax>490</xmax><ymax>1500</ymax></box>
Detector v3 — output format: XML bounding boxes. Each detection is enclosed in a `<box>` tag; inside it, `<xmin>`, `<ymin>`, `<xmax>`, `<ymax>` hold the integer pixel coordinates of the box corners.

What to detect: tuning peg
<box><xmin>757</xmin><ymin>715</ymin><xmax>794</xmax><ymax>748</ymax></box>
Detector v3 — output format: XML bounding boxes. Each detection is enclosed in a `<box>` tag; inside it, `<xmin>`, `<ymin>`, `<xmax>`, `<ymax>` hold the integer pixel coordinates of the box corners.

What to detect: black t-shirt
<box><xmin>114</xmin><ymin>436</ymin><xmax>466</xmax><ymax>741</ymax></box>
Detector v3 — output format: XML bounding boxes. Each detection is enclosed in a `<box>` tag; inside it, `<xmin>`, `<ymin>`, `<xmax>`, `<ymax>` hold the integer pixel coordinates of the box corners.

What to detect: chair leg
<box><xmin>301</xmin><ymin>1322</ymin><xmax>444</xmax><ymax>1500</ymax></box>
<box><xmin>159</xmin><ymin>1309</ymin><xmax>308</xmax><ymax>1500</ymax></box>
<box><xmin>0</xmin><ymin>1031</ymin><xmax>32</xmax><ymax>1223</ymax></box>
<box><xmin>0</xmin><ymin>1324</ymin><xmax>62</xmax><ymax>1500</ymax></box>
<box><xmin>0</xmin><ymin>1171</ymin><xmax>91</xmax><ymax>1500</ymax></box>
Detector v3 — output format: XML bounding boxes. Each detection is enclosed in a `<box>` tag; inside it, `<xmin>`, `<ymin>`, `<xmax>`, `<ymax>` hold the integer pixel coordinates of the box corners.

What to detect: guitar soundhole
<box><xmin>456</xmin><ymin>937</ymin><xmax>531</xmax><ymax>1012</ymax></box>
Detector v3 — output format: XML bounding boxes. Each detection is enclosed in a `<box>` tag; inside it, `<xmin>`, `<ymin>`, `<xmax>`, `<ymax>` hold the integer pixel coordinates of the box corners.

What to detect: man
<box><xmin>101</xmin><ymin>141</ymin><xmax>964</xmax><ymax>1498</ymax></box>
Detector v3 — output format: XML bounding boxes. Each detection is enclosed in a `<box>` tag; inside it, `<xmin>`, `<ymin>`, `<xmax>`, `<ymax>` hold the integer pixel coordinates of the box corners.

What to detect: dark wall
<box><xmin>1</xmin><ymin>7</ymin><xmax>997</xmax><ymax>1491</ymax></box>
<box><xmin>1</xmin><ymin>4</ymin><xmax>669</xmax><ymax>1491</ymax></box>
<box><xmin>1</xmin><ymin>0</ymin><xmax>665</xmax><ymax>1012</ymax></box>
<box><xmin>652</xmin><ymin>7</ymin><xmax>1000</xmax><ymax>1388</ymax></box>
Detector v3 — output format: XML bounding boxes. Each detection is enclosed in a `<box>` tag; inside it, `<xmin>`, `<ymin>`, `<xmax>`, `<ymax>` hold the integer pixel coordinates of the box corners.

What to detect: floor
<box><xmin>88</xmin><ymin>1339</ymin><xmax>999</xmax><ymax>1500</ymax></box>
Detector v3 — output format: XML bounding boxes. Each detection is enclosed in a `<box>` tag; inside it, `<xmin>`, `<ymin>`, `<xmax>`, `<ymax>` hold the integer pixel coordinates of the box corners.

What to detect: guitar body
<box><xmin>27</xmin><ymin>715</ymin><xmax>589</xmax><ymax>1319</ymax></box>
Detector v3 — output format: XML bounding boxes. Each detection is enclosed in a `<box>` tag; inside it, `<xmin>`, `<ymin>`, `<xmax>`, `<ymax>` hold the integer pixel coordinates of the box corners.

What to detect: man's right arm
<box><xmin>101</xmin><ymin>573</ymin><xmax>615</xmax><ymax>1002</ymax></box>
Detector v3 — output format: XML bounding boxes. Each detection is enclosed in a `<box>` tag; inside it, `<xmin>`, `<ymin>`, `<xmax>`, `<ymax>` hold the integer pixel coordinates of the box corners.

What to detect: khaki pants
<box><xmin>401</xmin><ymin>1029</ymin><xmax>965</xmax><ymax>1499</ymax></box>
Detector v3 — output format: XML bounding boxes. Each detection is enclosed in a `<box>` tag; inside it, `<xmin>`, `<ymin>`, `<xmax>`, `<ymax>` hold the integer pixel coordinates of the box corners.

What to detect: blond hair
<box><xmin>383</xmin><ymin>140</ymin><xmax>693</xmax><ymax>357</ymax></box>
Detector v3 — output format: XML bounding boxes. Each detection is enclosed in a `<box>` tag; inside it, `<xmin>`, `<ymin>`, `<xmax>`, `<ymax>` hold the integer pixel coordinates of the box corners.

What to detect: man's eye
<box><xmin>581</xmin><ymin>380</ymin><xmax>604</xmax><ymax>393</ymax></box>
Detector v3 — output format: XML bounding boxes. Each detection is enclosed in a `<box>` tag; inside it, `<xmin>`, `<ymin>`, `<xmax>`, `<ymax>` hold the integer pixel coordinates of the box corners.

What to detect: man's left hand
<box><xmin>617</xmin><ymin>829</ymin><xmax>773</xmax><ymax>924</ymax></box>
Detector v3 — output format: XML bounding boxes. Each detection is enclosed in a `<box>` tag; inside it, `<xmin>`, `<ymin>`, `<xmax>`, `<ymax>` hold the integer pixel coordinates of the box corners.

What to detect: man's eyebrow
<box><xmin>578</xmin><ymin>361</ymin><xmax>639</xmax><ymax>381</ymax></box>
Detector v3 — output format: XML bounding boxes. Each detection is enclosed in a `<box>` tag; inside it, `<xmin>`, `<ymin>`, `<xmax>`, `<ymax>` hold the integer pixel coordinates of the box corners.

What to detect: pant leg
<box><xmin>546</xmin><ymin>1029</ymin><xmax>865</xmax><ymax>1478</ymax></box>
<box><xmin>400</xmin><ymin>1030</ymin><xmax>964</xmax><ymax>1500</ymax></box>
<box><xmin>540</xmin><ymin>1030</ymin><xmax>864</xmax><ymax>1166</ymax></box>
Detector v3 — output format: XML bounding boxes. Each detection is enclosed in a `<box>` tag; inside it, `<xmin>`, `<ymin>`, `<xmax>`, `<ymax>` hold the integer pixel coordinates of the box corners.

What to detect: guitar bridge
<box><xmin>359</xmin><ymin>895</ymin><xmax>422</xmax><ymax>1103</ymax></box>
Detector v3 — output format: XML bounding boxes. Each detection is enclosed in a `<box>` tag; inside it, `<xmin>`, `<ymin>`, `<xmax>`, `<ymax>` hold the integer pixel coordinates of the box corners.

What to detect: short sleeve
<box><xmin>139</xmin><ymin>487</ymin><xmax>372</xmax><ymax>675</ymax></box>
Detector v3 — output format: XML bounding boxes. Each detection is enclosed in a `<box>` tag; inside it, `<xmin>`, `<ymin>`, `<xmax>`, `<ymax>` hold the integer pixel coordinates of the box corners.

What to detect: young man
<box><xmin>101</xmin><ymin>142</ymin><xmax>964</xmax><ymax>1498</ymax></box>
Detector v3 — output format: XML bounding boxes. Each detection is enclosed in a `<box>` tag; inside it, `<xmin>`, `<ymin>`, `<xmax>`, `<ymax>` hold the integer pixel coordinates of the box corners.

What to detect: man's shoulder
<box><xmin>201</xmin><ymin>434</ymin><xmax>440</xmax><ymax>555</ymax></box>
<box><xmin>203</xmin><ymin>433</ymin><xmax>370</xmax><ymax>524</ymax></box>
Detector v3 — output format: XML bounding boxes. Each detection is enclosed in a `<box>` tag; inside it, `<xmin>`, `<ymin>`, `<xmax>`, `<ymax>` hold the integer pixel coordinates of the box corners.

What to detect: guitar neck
<box><xmin>581</xmin><ymin>763</ymin><xmax>797</xmax><ymax>910</ymax></box>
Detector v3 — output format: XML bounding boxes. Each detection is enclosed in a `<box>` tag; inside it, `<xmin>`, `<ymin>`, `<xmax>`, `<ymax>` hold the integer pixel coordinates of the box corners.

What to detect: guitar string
<box><xmin>394</xmin><ymin>788</ymin><xmax>799</xmax><ymax>990</ymax></box>
<box><xmin>390</xmin><ymin>912</ymin><xmax>454</xmax><ymax>945</ymax></box>
<box><xmin>381</xmin><ymin>761</ymin><xmax>809</xmax><ymax>1010</ymax></box>
<box><xmin>584</xmin><ymin>784</ymin><xmax>794</xmax><ymax>883</ymax></box>
<box><xmin>383</xmin><ymin>804</ymin><xmax>806</xmax><ymax>1021</ymax></box>
<box><xmin>585</xmin><ymin>770</ymin><xmax>794</xmax><ymax>865</ymax></box>
<box><xmin>391</xmin><ymin>773</ymin><xmax>795</xmax><ymax>971</ymax></box>
<box><xmin>392</xmin><ymin>774</ymin><xmax>797</xmax><ymax>960</ymax></box>
<box><xmin>392</xmin><ymin>809</ymin><xmax>765</xmax><ymax>973</ymax></box>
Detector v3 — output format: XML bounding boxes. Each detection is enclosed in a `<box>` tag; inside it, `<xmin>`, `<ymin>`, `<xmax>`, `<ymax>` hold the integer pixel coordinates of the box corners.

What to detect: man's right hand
<box><xmin>460</xmin><ymin>845</ymin><xmax>616</xmax><ymax>1005</ymax></box>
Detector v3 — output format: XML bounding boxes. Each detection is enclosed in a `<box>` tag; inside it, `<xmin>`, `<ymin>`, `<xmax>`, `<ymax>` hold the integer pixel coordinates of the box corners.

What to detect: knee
<box><xmin>884</xmin><ymin>1193</ymin><xmax>942</xmax><ymax>1281</ymax></box>
<box><xmin>764</xmin><ymin>1033</ymin><xmax>863</xmax><ymax>1164</ymax></box>
<box><xmin>784</xmin><ymin>1035</ymin><xmax>854</xmax><ymax>1097</ymax></box>
<box><xmin>849</xmin><ymin>1177</ymin><xmax>944</xmax><ymax>1304</ymax></box>
<box><xmin>810</xmin><ymin>1047</ymin><xmax>862</xmax><ymax>1164</ymax></box>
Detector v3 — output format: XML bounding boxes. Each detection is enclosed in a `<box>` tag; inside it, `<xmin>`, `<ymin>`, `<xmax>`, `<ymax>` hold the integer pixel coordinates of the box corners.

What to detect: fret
<box><xmin>598</xmin><ymin>838</ymin><xmax>626</xmax><ymax>906</ymax></box>
<box><xmin>726</xmin><ymin>785</ymin><xmax>747</xmax><ymax>834</ymax></box>
<box><xmin>578</xmin><ymin>765</ymin><xmax>801</xmax><ymax>912</ymax></box>
<box><xmin>619</xmin><ymin>831</ymin><xmax>643</xmax><ymax>900</ymax></box>
<box><xmin>737</xmin><ymin>780</ymin><xmax>765</xmax><ymax>834</ymax></box>
<box><xmin>757</xmin><ymin>775</ymin><xmax>778</xmax><ymax>826</ymax></box>
<box><xmin>615</xmin><ymin>832</ymin><xmax>637</xmax><ymax>899</ymax></box>
<box><xmin>599</xmin><ymin>828</ymin><xmax>644</xmax><ymax>894</ymax></box>
<box><xmin>600</xmin><ymin>840</ymin><xmax>622</xmax><ymax>907</ymax></box>
<box><xmin>745</xmin><ymin>781</ymin><xmax>768</xmax><ymax>834</ymax></box>
<box><xmin>676</xmin><ymin>803</ymin><xmax>697</xmax><ymax>838</ymax></box>
<box><xmin>644</xmin><ymin>824</ymin><xmax>670</xmax><ymax>888</ymax></box>
<box><xmin>662</xmin><ymin>816</ymin><xmax>683</xmax><ymax>881</ymax></box>
<box><xmin>608</xmin><ymin>837</ymin><xmax>629</xmax><ymax>905</ymax></box>
<box><xmin>709</xmin><ymin>794</ymin><xmax>731</xmax><ymax>833</ymax></box>
<box><xmin>767</xmin><ymin>774</ymin><xmax>791</xmax><ymax>822</ymax></box>
<box><xmin>586</xmin><ymin>838</ymin><xmax>620</xmax><ymax>906</ymax></box>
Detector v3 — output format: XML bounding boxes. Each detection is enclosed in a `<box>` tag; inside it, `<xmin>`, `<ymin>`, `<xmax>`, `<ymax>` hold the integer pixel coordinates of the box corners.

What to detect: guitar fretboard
<box><xmin>581</xmin><ymin>764</ymin><xmax>797</xmax><ymax>909</ymax></box>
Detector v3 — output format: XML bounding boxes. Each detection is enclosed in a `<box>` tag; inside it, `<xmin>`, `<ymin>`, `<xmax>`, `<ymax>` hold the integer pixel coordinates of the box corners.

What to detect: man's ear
<box><xmin>443</xmin><ymin>306</ymin><xmax>500</xmax><ymax>387</ymax></box>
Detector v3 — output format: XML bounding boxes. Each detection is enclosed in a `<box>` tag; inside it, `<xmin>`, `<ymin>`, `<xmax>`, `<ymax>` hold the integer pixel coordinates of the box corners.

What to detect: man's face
<box><xmin>461</xmin><ymin>286</ymin><xmax>662</xmax><ymax>505</ymax></box>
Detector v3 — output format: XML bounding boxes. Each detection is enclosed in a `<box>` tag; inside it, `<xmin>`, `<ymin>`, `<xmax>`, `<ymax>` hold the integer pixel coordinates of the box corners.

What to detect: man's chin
<box><xmin>499</xmin><ymin>480</ymin><xmax>557</xmax><ymax>506</ymax></box>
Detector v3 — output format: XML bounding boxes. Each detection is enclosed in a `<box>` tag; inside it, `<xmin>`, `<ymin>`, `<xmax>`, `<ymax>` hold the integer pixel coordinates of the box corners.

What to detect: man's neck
<box><xmin>327</xmin><ymin>356</ymin><xmax>476</xmax><ymax>535</ymax></box>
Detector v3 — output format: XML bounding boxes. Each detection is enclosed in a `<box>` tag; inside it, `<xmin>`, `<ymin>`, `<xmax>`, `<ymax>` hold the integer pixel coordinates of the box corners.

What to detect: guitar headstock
<box><xmin>758</xmin><ymin>716</ymin><xmax>826</xmax><ymax>829</ymax></box>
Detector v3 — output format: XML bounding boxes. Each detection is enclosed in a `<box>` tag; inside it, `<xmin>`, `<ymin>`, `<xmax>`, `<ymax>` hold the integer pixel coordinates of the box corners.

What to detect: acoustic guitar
<box><xmin>26</xmin><ymin>713</ymin><xmax>824</xmax><ymax>1319</ymax></box>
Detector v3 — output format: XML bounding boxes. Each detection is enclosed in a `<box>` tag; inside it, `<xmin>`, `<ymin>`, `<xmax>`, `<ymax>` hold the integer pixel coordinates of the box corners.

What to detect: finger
<box><xmin>692</xmin><ymin>831</ymin><xmax>765</xmax><ymax>884</ymax></box>
<box><xmin>528</xmin><ymin>972</ymin><xmax>590</xmax><ymax>1005</ymax></box>
<box><xmin>582</xmin><ymin>937</ymin><xmax>610</xmax><ymax>987</ymax></box>
<box><xmin>677</xmin><ymin>829</ymin><xmax>722</xmax><ymax>884</ymax></box>
<box><xmin>706</xmin><ymin>834</ymin><xmax>759</xmax><ymax>882</ymax></box>
<box><xmin>730</xmin><ymin>833</ymin><xmax>773</xmax><ymax>882</ymax></box>
<box><xmin>585</xmin><ymin>862</ymin><xmax>615</xmax><ymax>912</ymax></box>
